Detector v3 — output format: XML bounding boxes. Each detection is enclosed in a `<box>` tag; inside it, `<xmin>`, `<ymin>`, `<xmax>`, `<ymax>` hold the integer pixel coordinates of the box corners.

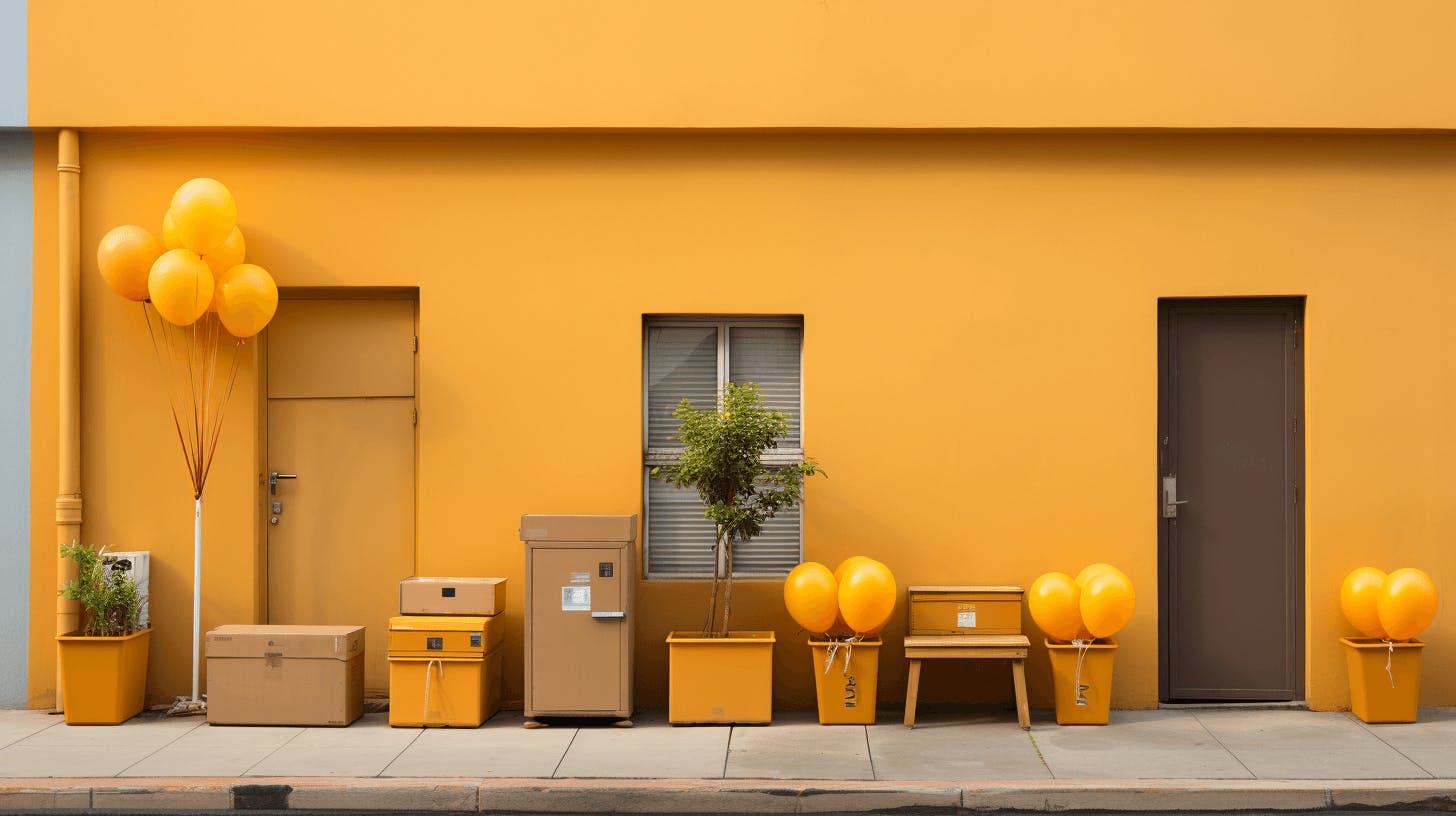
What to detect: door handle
<box><xmin>269</xmin><ymin>471</ymin><xmax>297</xmax><ymax>496</ymax></box>
<box><xmin>591</xmin><ymin>611</ymin><xmax>626</xmax><ymax>619</ymax></box>
<box><xmin>1161</xmin><ymin>476</ymin><xmax>1190</xmax><ymax>519</ymax></box>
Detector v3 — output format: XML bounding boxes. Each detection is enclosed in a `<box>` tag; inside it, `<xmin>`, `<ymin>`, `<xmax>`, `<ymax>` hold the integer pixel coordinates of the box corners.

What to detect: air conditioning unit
<box><xmin>103</xmin><ymin>551</ymin><xmax>150</xmax><ymax>629</ymax></box>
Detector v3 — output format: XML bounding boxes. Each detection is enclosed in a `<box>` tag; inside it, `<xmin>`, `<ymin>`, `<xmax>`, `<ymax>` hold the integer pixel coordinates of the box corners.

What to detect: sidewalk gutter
<box><xmin>0</xmin><ymin>777</ymin><xmax>1452</xmax><ymax>813</ymax></box>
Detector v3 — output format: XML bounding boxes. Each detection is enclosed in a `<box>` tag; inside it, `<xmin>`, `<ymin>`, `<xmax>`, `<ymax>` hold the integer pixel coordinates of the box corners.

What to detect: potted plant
<box><xmin>55</xmin><ymin>541</ymin><xmax>152</xmax><ymax>724</ymax></box>
<box><xmin>652</xmin><ymin>382</ymin><xmax>823</xmax><ymax>724</ymax></box>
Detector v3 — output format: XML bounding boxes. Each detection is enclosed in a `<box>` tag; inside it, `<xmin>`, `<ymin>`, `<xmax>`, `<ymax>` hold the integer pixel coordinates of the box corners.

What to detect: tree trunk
<box><xmin>703</xmin><ymin>531</ymin><xmax>723</xmax><ymax>636</ymax></box>
<box><xmin>720</xmin><ymin>533</ymin><xmax>734</xmax><ymax>638</ymax></box>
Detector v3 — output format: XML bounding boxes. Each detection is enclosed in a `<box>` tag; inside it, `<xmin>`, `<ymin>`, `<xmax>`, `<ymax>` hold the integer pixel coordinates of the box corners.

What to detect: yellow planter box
<box><xmin>1342</xmin><ymin>637</ymin><xmax>1424</xmax><ymax>724</ymax></box>
<box><xmin>666</xmin><ymin>631</ymin><xmax>774</xmax><ymax>724</ymax></box>
<box><xmin>1045</xmin><ymin>638</ymin><xmax>1116</xmax><ymax>725</ymax></box>
<box><xmin>809</xmin><ymin>638</ymin><xmax>879</xmax><ymax>725</ymax></box>
<box><xmin>55</xmin><ymin>628</ymin><xmax>152</xmax><ymax>725</ymax></box>
<box><xmin>388</xmin><ymin>646</ymin><xmax>503</xmax><ymax>728</ymax></box>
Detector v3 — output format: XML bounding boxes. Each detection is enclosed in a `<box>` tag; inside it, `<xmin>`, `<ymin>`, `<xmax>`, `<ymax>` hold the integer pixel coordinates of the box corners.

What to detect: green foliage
<box><xmin>651</xmin><ymin>382</ymin><xmax>824</xmax><ymax>635</ymax></box>
<box><xmin>60</xmin><ymin>541</ymin><xmax>141</xmax><ymax>638</ymax></box>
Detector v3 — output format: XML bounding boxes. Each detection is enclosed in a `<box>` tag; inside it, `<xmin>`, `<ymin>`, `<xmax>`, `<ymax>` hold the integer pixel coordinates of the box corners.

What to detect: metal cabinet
<box><xmin>520</xmin><ymin>515</ymin><xmax>636</xmax><ymax>720</ymax></box>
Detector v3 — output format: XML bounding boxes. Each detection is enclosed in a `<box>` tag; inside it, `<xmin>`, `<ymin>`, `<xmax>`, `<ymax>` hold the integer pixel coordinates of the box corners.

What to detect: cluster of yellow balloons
<box><xmin>1029</xmin><ymin>563</ymin><xmax>1136</xmax><ymax>643</ymax></box>
<box><xmin>784</xmin><ymin>557</ymin><xmax>896</xmax><ymax>638</ymax></box>
<box><xmin>1340</xmin><ymin>567</ymin><xmax>1438</xmax><ymax>642</ymax></box>
<box><xmin>96</xmin><ymin>178</ymin><xmax>278</xmax><ymax>338</ymax></box>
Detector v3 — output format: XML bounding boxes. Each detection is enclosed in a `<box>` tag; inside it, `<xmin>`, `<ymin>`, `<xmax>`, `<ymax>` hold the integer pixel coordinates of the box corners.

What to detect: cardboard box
<box><xmin>205</xmin><ymin>625</ymin><xmax>365</xmax><ymax>726</ymax></box>
<box><xmin>908</xmin><ymin>585</ymin><xmax>1024</xmax><ymax>635</ymax></box>
<box><xmin>400</xmin><ymin>577</ymin><xmax>507</xmax><ymax>616</ymax></box>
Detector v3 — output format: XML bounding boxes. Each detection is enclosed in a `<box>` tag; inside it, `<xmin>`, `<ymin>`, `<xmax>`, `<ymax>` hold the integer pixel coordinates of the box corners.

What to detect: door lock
<box><xmin>1161</xmin><ymin>476</ymin><xmax>1191</xmax><ymax>519</ymax></box>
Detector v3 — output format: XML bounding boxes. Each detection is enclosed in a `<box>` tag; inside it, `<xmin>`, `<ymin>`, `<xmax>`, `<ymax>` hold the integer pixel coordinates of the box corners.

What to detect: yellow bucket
<box><xmin>1045</xmin><ymin>639</ymin><xmax>1116</xmax><ymax>725</ymax></box>
<box><xmin>55</xmin><ymin>629</ymin><xmax>152</xmax><ymax>726</ymax></box>
<box><xmin>1342</xmin><ymin>637</ymin><xmax>1423</xmax><ymax>724</ymax></box>
<box><xmin>809</xmin><ymin>638</ymin><xmax>880</xmax><ymax>725</ymax></box>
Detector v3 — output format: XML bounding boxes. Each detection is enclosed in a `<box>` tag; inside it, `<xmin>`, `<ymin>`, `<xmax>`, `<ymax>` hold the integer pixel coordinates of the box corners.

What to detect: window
<box><xmin>643</xmin><ymin>317</ymin><xmax>804</xmax><ymax>578</ymax></box>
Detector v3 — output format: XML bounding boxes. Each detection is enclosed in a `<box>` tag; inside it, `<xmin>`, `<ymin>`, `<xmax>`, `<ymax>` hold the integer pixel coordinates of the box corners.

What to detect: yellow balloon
<box><xmin>202</xmin><ymin>227</ymin><xmax>246</xmax><ymax>283</ymax></box>
<box><xmin>215</xmin><ymin>264</ymin><xmax>278</xmax><ymax>338</ymax></box>
<box><xmin>148</xmin><ymin>249</ymin><xmax>214</xmax><ymax>326</ymax></box>
<box><xmin>783</xmin><ymin>562</ymin><xmax>838</xmax><ymax>635</ymax></box>
<box><xmin>837</xmin><ymin>558</ymin><xmax>896</xmax><ymax>636</ymax></box>
<box><xmin>1378</xmin><ymin>568</ymin><xmax>1439</xmax><ymax>642</ymax></box>
<box><xmin>1076</xmin><ymin>562</ymin><xmax>1120</xmax><ymax>586</ymax></box>
<box><xmin>826</xmin><ymin>556</ymin><xmax>873</xmax><ymax>636</ymax></box>
<box><xmin>1339</xmin><ymin>567</ymin><xmax>1388</xmax><ymax>639</ymax></box>
<box><xmin>161</xmin><ymin>210</ymin><xmax>183</xmax><ymax>250</ymax></box>
<box><xmin>170</xmin><ymin>178</ymin><xmax>237</xmax><ymax>255</ymax></box>
<box><xmin>1029</xmin><ymin>572</ymin><xmax>1083</xmax><ymax>642</ymax></box>
<box><xmin>1080</xmin><ymin>569</ymin><xmax>1136</xmax><ymax>639</ymax></box>
<box><xmin>97</xmin><ymin>225</ymin><xmax>161</xmax><ymax>301</ymax></box>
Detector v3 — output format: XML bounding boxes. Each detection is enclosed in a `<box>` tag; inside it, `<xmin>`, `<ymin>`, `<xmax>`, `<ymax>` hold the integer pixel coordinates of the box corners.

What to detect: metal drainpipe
<box><xmin>55</xmin><ymin>129</ymin><xmax>81</xmax><ymax>711</ymax></box>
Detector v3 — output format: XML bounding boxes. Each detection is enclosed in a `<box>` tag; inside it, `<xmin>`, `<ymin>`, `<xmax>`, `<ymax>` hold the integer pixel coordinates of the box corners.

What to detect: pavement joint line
<box><xmin>375</xmin><ymin>725</ymin><xmax>425</xmax><ymax>779</ymax></box>
<box><xmin>1191</xmin><ymin>708</ymin><xmax>1259</xmax><ymax>780</ymax></box>
<box><xmin>1025</xmin><ymin>727</ymin><xmax>1053</xmax><ymax>781</ymax></box>
<box><xmin>1347</xmin><ymin>710</ymin><xmax>1438</xmax><ymax>779</ymax></box>
<box><xmin>111</xmin><ymin>715</ymin><xmax>205</xmax><ymax>778</ymax></box>
<box><xmin>238</xmin><ymin>724</ymin><xmax>305</xmax><ymax>778</ymax></box>
<box><xmin>549</xmin><ymin>726</ymin><xmax>580</xmax><ymax>780</ymax></box>
<box><xmin>721</xmin><ymin>725</ymin><xmax>732</xmax><ymax>779</ymax></box>
<box><xmin>862</xmin><ymin>726</ymin><xmax>876</xmax><ymax>781</ymax></box>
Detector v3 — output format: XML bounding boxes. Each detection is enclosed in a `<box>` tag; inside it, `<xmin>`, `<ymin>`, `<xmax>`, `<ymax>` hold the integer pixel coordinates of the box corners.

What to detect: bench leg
<box><xmin>1011</xmin><ymin>657</ymin><xmax>1030</xmax><ymax>730</ymax></box>
<box><xmin>903</xmin><ymin>659</ymin><xmax>922</xmax><ymax>728</ymax></box>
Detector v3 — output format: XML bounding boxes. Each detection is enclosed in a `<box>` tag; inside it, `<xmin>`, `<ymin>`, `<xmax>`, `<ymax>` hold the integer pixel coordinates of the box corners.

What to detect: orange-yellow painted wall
<box><xmin>26</xmin><ymin>1</ymin><xmax>1456</xmax><ymax>130</ymax></box>
<box><xmin>28</xmin><ymin>131</ymin><xmax>1456</xmax><ymax>712</ymax></box>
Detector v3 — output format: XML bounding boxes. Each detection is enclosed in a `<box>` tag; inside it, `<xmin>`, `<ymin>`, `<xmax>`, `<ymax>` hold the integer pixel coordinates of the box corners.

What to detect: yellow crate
<box><xmin>1045</xmin><ymin>639</ymin><xmax>1116</xmax><ymax>725</ymax></box>
<box><xmin>388</xmin><ymin>644</ymin><xmax>502</xmax><ymax>728</ymax></box>
<box><xmin>809</xmin><ymin>638</ymin><xmax>879</xmax><ymax>725</ymax></box>
<box><xmin>387</xmin><ymin>615</ymin><xmax>502</xmax><ymax>656</ymax></box>
<box><xmin>1342</xmin><ymin>637</ymin><xmax>1423</xmax><ymax>724</ymax></box>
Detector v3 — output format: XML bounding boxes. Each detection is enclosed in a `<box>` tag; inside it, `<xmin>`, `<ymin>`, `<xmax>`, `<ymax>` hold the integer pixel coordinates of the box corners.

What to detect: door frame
<box><xmin>1157</xmin><ymin>296</ymin><xmax>1306</xmax><ymax>703</ymax></box>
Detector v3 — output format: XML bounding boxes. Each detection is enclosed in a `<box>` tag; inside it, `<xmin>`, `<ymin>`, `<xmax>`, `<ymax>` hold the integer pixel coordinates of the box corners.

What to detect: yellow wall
<box><xmin>27</xmin><ymin>1</ymin><xmax>1456</xmax><ymax>130</ymax></box>
<box><xmin>29</xmin><ymin>131</ymin><xmax>1456</xmax><ymax>711</ymax></box>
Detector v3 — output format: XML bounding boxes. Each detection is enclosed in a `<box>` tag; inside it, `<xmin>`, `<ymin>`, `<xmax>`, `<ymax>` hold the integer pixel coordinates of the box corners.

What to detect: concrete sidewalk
<box><xmin>0</xmin><ymin>706</ymin><xmax>1452</xmax><ymax>812</ymax></box>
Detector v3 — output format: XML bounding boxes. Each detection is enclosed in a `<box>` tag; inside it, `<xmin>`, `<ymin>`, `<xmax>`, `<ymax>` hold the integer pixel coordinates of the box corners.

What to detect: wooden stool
<box><xmin>903</xmin><ymin>634</ymin><xmax>1030</xmax><ymax>729</ymax></box>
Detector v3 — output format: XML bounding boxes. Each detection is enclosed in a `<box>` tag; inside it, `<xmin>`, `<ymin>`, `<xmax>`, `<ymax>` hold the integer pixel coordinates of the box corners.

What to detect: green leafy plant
<box><xmin>60</xmin><ymin>541</ymin><xmax>141</xmax><ymax>637</ymax></box>
<box><xmin>652</xmin><ymin>381</ymin><xmax>824</xmax><ymax>637</ymax></box>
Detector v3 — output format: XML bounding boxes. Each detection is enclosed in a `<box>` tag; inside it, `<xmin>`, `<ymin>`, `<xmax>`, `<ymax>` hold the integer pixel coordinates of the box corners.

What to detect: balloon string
<box><xmin>1073</xmin><ymin>638</ymin><xmax>1092</xmax><ymax>706</ymax></box>
<box><xmin>1385</xmin><ymin>639</ymin><xmax>1396</xmax><ymax>689</ymax></box>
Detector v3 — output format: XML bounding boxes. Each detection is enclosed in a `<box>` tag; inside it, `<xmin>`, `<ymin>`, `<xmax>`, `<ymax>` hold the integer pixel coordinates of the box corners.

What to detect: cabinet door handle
<box><xmin>591</xmin><ymin>611</ymin><xmax>626</xmax><ymax>619</ymax></box>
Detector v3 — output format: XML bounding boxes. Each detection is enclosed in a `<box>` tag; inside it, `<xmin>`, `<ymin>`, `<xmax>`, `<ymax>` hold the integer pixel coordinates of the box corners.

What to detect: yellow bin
<box><xmin>1045</xmin><ymin>639</ymin><xmax>1116</xmax><ymax>725</ymax></box>
<box><xmin>809</xmin><ymin>638</ymin><xmax>880</xmax><ymax>724</ymax></box>
<box><xmin>388</xmin><ymin>615</ymin><xmax>503</xmax><ymax>727</ymax></box>
<box><xmin>1342</xmin><ymin>637</ymin><xmax>1424</xmax><ymax>724</ymax></box>
<box><xmin>55</xmin><ymin>628</ymin><xmax>152</xmax><ymax>725</ymax></box>
<box><xmin>666</xmin><ymin>631</ymin><xmax>775</xmax><ymax>724</ymax></box>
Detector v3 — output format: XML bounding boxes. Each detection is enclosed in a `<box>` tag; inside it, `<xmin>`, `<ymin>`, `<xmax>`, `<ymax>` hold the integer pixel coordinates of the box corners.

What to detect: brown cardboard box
<box><xmin>205</xmin><ymin>625</ymin><xmax>365</xmax><ymax>726</ymax></box>
<box><xmin>400</xmin><ymin>577</ymin><xmax>507</xmax><ymax>616</ymax></box>
<box><xmin>908</xmin><ymin>586</ymin><xmax>1024</xmax><ymax>635</ymax></box>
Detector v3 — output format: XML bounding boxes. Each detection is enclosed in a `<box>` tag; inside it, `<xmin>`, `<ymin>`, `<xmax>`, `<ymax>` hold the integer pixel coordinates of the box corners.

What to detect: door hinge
<box><xmin>1293</xmin><ymin>320</ymin><xmax>1300</xmax><ymax>350</ymax></box>
<box><xmin>1293</xmin><ymin>415</ymin><xmax>1298</xmax><ymax>433</ymax></box>
<box><xmin>411</xmin><ymin>408</ymin><xmax>418</xmax><ymax>426</ymax></box>
<box><xmin>412</xmin><ymin>336</ymin><xmax>419</xmax><ymax>353</ymax></box>
<box><xmin>1293</xmin><ymin>482</ymin><xmax>1299</xmax><ymax>504</ymax></box>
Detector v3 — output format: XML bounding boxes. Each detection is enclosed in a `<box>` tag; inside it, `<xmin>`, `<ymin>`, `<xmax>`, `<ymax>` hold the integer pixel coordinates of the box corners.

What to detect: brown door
<box><xmin>266</xmin><ymin>298</ymin><xmax>417</xmax><ymax>693</ymax></box>
<box><xmin>1158</xmin><ymin>298</ymin><xmax>1304</xmax><ymax>701</ymax></box>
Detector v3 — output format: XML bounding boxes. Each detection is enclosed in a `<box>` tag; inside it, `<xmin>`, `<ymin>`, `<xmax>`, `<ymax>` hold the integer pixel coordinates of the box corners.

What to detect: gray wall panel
<box><xmin>0</xmin><ymin>133</ymin><xmax>32</xmax><ymax>707</ymax></box>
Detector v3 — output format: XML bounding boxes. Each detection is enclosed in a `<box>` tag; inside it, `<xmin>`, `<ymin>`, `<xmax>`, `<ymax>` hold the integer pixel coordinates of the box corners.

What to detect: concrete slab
<box><xmin>245</xmin><ymin>713</ymin><xmax>421</xmax><ymax>777</ymax></box>
<box><xmin>1196</xmin><ymin>709</ymin><xmax>1430</xmax><ymax>779</ymax></box>
<box><xmin>1032</xmin><ymin>710</ymin><xmax>1252</xmax><ymax>779</ymax></box>
<box><xmin>0</xmin><ymin>715</ymin><xmax>200</xmax><ymax>777</ymax></box>
<box><xmin>0</xmin><ymin>711</ymin><xmax>62</xmax><ymax>749</ymax></box>
<box><xmin>14</xmin><ymin>715</ymin><xmax>200</xmax><ymax>748</ymax></box>
<box><xmin>555</xmin><ymin>715</ymin><xmax>729</xmax><ymax>778</ymax></box>
<box><xmin>725</xmin><ymin>713</ymin><xmax>872</xmax><ymax>780</ymax></box>
<box><xmin>1357</xmin><ymin>709</ymin><xmax>1456</xmax><ymax>777</ymax></box>
<box><xmin>382</xmin><ymin>714</ymin><xmax>575</xmax><ymax>778</ymax></box>
<box><xmin>867</xmin><ymin>713</ymin><xmax>1050</xmax><ymax>781</ymax></box>
<box><xmin>119</xmin><ymin>724</ymin><xmax>303</xmax><ymax>777</ymax></box>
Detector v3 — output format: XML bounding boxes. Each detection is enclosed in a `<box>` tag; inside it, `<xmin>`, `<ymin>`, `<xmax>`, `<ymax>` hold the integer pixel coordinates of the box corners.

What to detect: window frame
<box><xmin>641</xmin><ymin>315</ymin><xmax>806</xmax><ymax>580</ymax></box>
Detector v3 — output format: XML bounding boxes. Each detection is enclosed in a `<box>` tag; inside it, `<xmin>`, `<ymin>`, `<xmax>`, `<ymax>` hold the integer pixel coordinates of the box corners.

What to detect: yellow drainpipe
<box><xmin>55</xmin><ymin>129</ymin><xmax>81</xmax><ymax>710</ymax></box>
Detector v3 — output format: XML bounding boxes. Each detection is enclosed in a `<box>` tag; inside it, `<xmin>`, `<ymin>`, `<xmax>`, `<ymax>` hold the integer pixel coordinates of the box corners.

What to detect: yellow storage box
<box><xmin>1342</xmin><ymin>637</ymin><xmax>1424</xmax><ymax>724</ymax></box>
<box><xmin>666</xmin><ymin>631</ymin><xmax>774</xmax><ymax>724</ymax></box>
<box><xmin>388</xmin><ymin>616</ymin><xmax>503</xmax><ymax>727</ymax></box>
<box><xmin>809</xmin><ymin>638</ymin><xmax>880</xmax><ymax>725</ymax></box>
<box><xmin>908</xmin><ymin>586</ymin><xmax>1023</xmax><ymax>635</ymax></box>
<box><xmin>1045</xmin><ymin>639</ymin><xmax>1116</xmax><ymax>725</ymax></box>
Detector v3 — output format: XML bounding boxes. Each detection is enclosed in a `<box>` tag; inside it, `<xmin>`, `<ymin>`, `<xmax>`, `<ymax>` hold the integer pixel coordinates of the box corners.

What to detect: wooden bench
<box><xmin>902</xmin><ymin>634</ymin><xmax>1030</xmax><ymax>729</ymax></box>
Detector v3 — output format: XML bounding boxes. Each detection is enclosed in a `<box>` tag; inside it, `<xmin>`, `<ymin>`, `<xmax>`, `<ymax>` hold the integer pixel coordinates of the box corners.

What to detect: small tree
<box><xmin>651</xmin><ymin>382</ymin><xmax>824</xmax><ymax>637</ymax></box>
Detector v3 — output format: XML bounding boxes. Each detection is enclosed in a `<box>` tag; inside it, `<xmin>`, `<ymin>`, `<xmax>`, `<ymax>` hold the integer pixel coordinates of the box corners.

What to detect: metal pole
<box><xmin>192</xmin><ymin>496</ymin><xmax>202</xmax><ymax>701</ymax></box>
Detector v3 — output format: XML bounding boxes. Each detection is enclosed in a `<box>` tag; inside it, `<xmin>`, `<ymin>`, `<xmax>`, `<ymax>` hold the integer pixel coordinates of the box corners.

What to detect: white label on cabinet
<box><xmin>562</xmin><ymin>586</ymin><xmax>591</xmax><ymax>611</ymax></box>
<box><xmin>957</xmin><ymin>610</ymin><xmax>977</xmax><ymax>628</ymax></box>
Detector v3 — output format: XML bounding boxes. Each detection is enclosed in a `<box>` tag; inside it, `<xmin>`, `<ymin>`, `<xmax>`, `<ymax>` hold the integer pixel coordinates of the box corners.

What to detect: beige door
<box><xmin>267</xmin><ymin>298</ymin><xmax>417</xmax><ymax>692</ymax></box>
